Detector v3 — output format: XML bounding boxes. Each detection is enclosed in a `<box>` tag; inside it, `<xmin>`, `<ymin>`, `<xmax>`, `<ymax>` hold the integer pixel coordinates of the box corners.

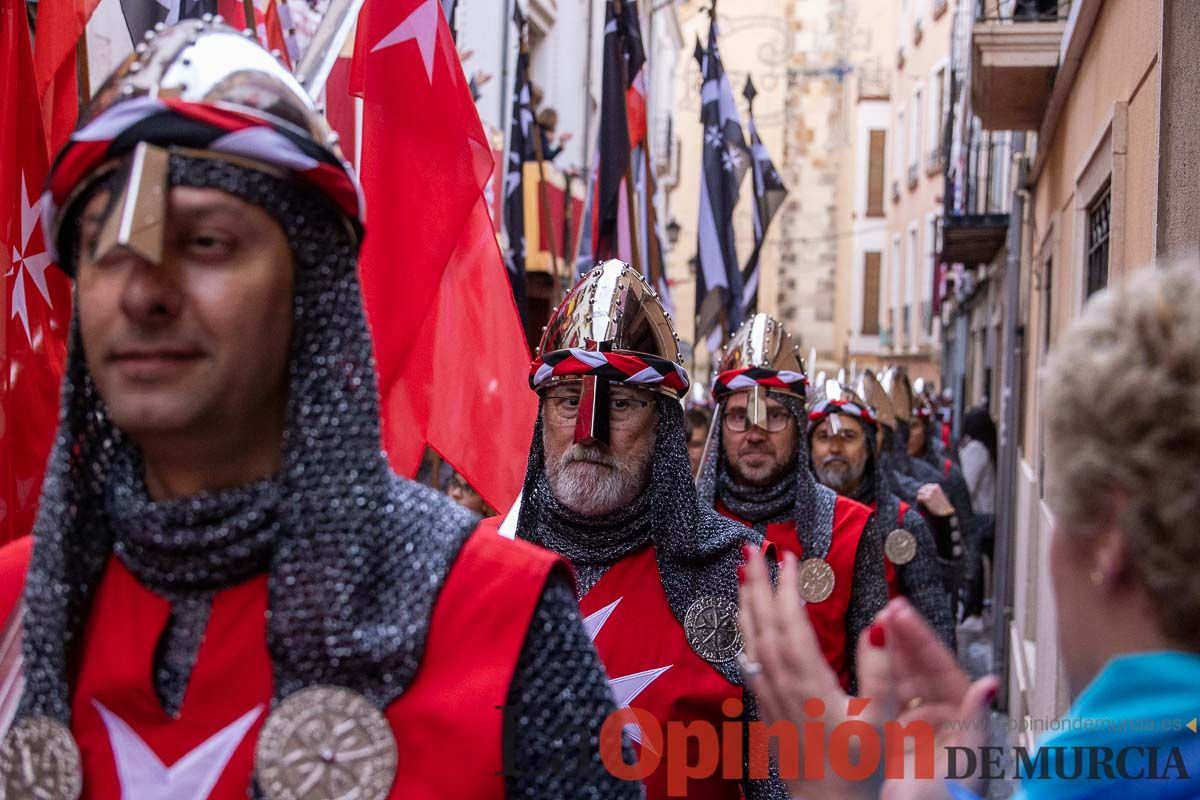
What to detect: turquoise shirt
<box><xmin>953</xmin><ymin>651</ymin><xmax>1200</xmax><ymax>800</ymax></box>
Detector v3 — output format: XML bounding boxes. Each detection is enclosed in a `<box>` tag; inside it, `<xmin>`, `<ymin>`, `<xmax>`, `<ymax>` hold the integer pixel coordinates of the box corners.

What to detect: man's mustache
<box><xmin>561</xmin><ymin>445</ymin><xmax>617</xmax><ymax>468</ymax></box>
<box><xmin>820</xmin><ymin>456</ymin><xmax>850</xmax><ymax>469</ymax></box>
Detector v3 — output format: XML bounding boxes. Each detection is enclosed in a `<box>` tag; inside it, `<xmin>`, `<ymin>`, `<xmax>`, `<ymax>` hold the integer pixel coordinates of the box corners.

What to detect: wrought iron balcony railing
<box><xmin>976</xmin><ymin>0</ymin><xmax>1072</xmax><ymax>23</ymax></box>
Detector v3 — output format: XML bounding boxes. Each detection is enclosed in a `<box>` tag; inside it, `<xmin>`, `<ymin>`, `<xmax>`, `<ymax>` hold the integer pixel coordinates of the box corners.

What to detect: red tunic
<box><xmin>717</xmin><ymin>497</ymin><xmax>872</xmax><ymax>691</ymax></box>
<box><xmin>580</xmin><ymin>545</ymin><xmax>743</xmax><ymax>800</ymax></box>
<box><xmin>0</xmin><ymin>528</ymin><xmax>560</xmax><ymax>799</ymax></box>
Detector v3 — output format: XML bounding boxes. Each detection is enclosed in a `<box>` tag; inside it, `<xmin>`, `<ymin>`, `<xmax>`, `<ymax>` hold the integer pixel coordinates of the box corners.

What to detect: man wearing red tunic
<box><xmin>807</xmin><ymin>381</ymin><xmax>955</xmax><ymax>647</ymax></box>
<box><xmin>0</xmin><ymin>21</ymin><xmax>636</xmax><ymax>800</ymax></box>
<box><xmin>507</xmin><ymin>262</ymin><xmax>789</xmax><ymax>800</ymax></box>
<box><xmin>696</xmin><ymin>314</ymin><xmax>888</xmax><ymax>692</ymax></box>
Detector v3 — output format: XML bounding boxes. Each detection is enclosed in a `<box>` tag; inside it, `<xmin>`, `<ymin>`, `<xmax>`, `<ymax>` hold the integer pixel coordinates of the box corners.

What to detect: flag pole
<box><xmin>76</xmin><ymin>34</ymin><xmax>92</xmax><ymax>109</ymax></box>
<box><xmin>612</xmin><ymin>0</ymin><xmax>644</xmax><ymax>276</ymax></box>
<box><xmin>529</xmin><ymin>130</ymin><xmax>562</xmax><ymax>302</ymax></box>
<box><xmin>641</xmin><ymin>144</ymin><xmax>664</xmax><ymax>290</ymax></box>
<box><xmin>243</xmin><ymin>0</ymin><xmax>257</xmax><ymax>35</ymax></box>
<box><xmin>521</xmin><ymin>33</ymin><xmax>563</xmax><ymax>302</ymax></box>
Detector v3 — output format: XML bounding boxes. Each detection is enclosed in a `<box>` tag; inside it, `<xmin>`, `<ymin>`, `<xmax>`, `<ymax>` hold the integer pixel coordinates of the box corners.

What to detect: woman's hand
<box><xmin>738</xmin><ymin>547</ymin><xmax>999</xmax><ymax>800</ymax></box>
<box><xmin>916</xmin><ymin>484</ymin><xmax>955</xmax><ymax>518</ymax></box>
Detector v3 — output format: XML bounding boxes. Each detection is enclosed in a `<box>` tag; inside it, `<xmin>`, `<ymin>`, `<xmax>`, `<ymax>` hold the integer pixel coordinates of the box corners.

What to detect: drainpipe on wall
<box><xmin>990</xmin><ymin>131</ymin><xmax>1027</xmax><ymax>713</ymax></box>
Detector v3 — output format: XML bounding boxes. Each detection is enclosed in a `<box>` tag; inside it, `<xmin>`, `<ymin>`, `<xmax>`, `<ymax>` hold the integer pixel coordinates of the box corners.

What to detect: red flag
<box><xmin>32</xmin><ymin>0</ymin><xmax>102</xmax><ymax>154</ymax></box>
<box><xmin>262</xmin><ymin>0</ymin><xmax>292</xmax><ymax>70</ymax></box>
<box><xmin>324</xmin><ymin>56</ymin><xmax>358</xmax><ymax>171</ymax></box>
<box><xmin>2</xmin><ymin>0</ymin><xmax>73</xmax><ymax>543</ymax></box>
<box><xmin>626</xmin><ymin>69</ymin><xmax>647</xmax><ymax>149</ymax></box>
<box><xmin>351</xmin><ymin>0</ymin><xmax>535</xmax><ymax>511</ymax></box>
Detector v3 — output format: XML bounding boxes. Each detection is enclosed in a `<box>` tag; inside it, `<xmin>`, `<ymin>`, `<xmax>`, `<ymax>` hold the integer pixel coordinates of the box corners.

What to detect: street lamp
<box><xmin>666</xmin><ymin>217</ymin><xmax>682</xmax><ymax>248</ymax></box>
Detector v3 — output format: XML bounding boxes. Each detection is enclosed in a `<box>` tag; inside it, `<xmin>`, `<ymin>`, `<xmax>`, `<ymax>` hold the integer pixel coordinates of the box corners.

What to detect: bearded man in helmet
<box><xmin>696</xmin><ymin>314</ymin><xmax>888</xmax><ymax>693</ymax></box>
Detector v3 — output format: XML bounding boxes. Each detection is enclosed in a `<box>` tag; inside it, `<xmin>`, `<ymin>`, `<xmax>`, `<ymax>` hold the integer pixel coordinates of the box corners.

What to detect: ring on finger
<box><xmin>737</xmin><ymin>652</ymin><xmax>764</xmax><ymax>678</ymax></box>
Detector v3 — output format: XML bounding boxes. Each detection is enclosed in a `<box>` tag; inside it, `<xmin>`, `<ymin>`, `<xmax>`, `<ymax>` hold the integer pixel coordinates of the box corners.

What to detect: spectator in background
<box><xmin>446</xmin><ymin>471</ymin><xmax>495</xmax><ymax>517</ymax></box>
<box><xmin>959</xmin><ymin>407</ymin><xmax>996</xmax><ymax>515</ymax></box>
<box><xmin>526</xmin><ymin>107</ymin><xmax>572</xmax><ymax>163</ymax></box>
<box><xmin>684</xmin><ymin>406</ymin><xmax>712</xmax><ymax>476</ymax></box>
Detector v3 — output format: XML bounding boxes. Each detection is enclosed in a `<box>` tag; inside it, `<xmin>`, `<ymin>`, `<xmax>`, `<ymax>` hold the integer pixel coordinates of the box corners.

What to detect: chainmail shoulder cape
<box><xmin>515</xmin><ymin>399</ymin><xmax>760</xmax><ymax>688</ymax></box>
<box><xmin>698</xmin><ymin>395</ymin><xmax>888</xmax><ymax>692</ymax></box>
<box><xmin>18</xmin><ymin>157</ymin><xmax>493</xmax><ymax>734</ymax></box>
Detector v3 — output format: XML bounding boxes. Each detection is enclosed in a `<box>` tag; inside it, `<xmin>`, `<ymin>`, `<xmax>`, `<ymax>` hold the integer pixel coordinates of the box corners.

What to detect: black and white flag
<box><xmin>502</xmin><ymin>4</ymin><xmax>532</xmax><ymax>318</ymax></box>
<box><xmin>741</xmin><ymin>76</ymin><xmax>788</xmax><ymax>317</ymax></box>
<box><xmin>695</xmin><ymin>18</ymin><xmax>750</xmax><ymax>345</ymax></box>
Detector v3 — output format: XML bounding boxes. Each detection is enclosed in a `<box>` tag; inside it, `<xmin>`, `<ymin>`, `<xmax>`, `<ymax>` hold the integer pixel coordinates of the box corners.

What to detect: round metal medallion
<box><xmin>885</xmin><ymin>529</ymin><xmax>917</xmax><ymax>566</ymax></box>
<box><xmin>255</xmin><ymin>685</ymin><xmax>397</xmax><ymax>800</ymax></box>
<box><xmin>684</xmin><ymin>595</ymin><xmax>744</xmax><ymax>663</ymax></box>
<box><xmin>0</xmin><ymin>717</ymin><xmax>83</xmax><ymax>800</ymax></box>
<box><xmin>798</xmin><ymin>558</ymin><xmax>836</xmax><ymax>603</ymax></box>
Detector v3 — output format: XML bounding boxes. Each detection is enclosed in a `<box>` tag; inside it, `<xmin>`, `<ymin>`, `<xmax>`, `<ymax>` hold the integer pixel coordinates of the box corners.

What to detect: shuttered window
<box><xmin>862</xmin><ymin>252</ymin><xmax>882</xmax><ymax>334</ymax></box>
<box><xmin>866</xmin><ymin>131</ymin><xmax>886</xmax><ymax>217</ymax></box>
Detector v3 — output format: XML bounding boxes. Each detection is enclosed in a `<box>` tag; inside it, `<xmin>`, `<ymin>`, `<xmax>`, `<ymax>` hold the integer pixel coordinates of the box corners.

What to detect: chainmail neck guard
<box><xmin>106</xmin><ymin>450</ymin><xmax>281</xmax><ymax>595</ymax></box>
<box><xmin>715</xmin><ymin>467</ymin><xmax>796</xmax><ymax>524</ymax></box>
<box><xmin>516</xmin><ymin>399</ymin><xmax>758</xmax><ymax>685</ymax></box>
<box><xmin>528</xmin><ymin>477</ymin><xmax>651</xmax><ymax>571</ymax></box>
<box><xmin>697</xmin><ymin>394</ymin><xmax>830</xmax><ymax>558</ymax></box>
<box><xmin>18</xmin><ymin>156</ymin><xmax>479</xmax><ymax>729</ymax></box>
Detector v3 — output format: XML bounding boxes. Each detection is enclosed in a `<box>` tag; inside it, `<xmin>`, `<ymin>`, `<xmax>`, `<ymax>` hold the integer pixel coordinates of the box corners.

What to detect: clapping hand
<box><xmin>737</xmin><ymin>547</ymin><xmax>999</xmax><ymax>800</ymax></box>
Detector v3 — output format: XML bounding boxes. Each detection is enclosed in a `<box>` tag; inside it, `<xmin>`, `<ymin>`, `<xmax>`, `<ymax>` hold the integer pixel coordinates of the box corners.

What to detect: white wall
<box><xmin>849</xmin><ymin>99</ymin><xmax>891</xmax><ymax>355</ymax></box>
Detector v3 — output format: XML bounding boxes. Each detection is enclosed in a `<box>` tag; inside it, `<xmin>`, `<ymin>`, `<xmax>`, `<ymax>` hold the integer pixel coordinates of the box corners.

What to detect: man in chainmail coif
<box><xmin>807</xmin><ymin>381</ymin><xmax>955</xmax><ymax>648</ymax></box>
<box><xmin>876</xmin><ymin>367</ymin><xmax>977</xmax><ymax>615</ymax></box>
<box><xmin>696</xmin><ymin>314</ymin><xmax>888</xmax><ymax>693</ymax></box>
<box><xmin>0</xmin><ymin>20</ymin><xmax>637</xmax><ymax>800</ymax></box>
<box><xmin>500</xmin><ymin>261</ymin><xmax>789</xmax><ymax>800</ymax></box>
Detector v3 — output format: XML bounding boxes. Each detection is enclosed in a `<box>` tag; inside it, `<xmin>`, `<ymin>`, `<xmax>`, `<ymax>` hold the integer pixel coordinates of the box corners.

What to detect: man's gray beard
<box><xmin>547</xmin><ymin>441</ymin><xmax>653</xmax><ymax>517</ymax></box>
<box><xmin>814</xmin><ymin>457</ymin><xmax>865</xmax><ymax>496</ymax></box>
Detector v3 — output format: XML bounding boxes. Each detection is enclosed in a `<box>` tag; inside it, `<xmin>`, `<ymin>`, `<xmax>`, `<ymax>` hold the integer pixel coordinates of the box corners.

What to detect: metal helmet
<box><xmin>46</xmin><ymin>17</ymin><xmax>362</xmax><ymax>271</ymax></box>
<box><xmin>710</xmin><ymin>312</ymin><xmax>807</xmax><ymax>430</ymax></box>
<box><xmin>880</xmin><ymin>367</ymin><xmax>914</xmax><ymax>426</ymax></box>
<box><xmin>808</xmin><ymin>378</ymin><xmax>878</xmax><ymax>436</ymax></box>
<box><xmin>530</xmin><ymin>260</ymin><xmax>689</xmax><ymax>445</ymax></box>
<box><xmin>856</xmin><ymin>369</ymin><xmax>896</xmax><ymax>431</ymax></box>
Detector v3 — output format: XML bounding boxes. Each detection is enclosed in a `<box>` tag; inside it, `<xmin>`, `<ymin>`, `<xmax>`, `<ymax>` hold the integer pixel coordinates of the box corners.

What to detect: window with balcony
<box><xmin>1085</xmin><ymin>183</ymin><xmax>1111</xmax><ymax>299</ymax></box>
<box><xmin>862</xmin><ymin>252</ymin><xmax>882</xmax><ymax>335</ymax></box>
<box><xmin>972</xmin><ymin>1</ymin><xmax>1072</xmax><ymax>130</ymax></box>
<box><xmin>866</xmin><ymin>130</ymin><xmax>887</xmax><ymax>217</ymax></box>
<box><xmin>894</xmin><ymin>109</ymin><xmax>906</xmax><ymax>197</ymax></box>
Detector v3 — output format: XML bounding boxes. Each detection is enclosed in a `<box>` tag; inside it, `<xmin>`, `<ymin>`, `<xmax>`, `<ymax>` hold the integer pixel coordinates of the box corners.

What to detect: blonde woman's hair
<box><xmin>1043</xmin><ymin>260</ymin><xmax>1200</xmax><ymax>649</ymax></box>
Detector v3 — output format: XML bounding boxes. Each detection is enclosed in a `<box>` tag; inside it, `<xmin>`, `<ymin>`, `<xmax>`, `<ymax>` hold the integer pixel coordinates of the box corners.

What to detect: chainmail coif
<box><xmin>17</xmin><ymin>157</ymin><xmax>481</xmax><ymax>733</ymax></box>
